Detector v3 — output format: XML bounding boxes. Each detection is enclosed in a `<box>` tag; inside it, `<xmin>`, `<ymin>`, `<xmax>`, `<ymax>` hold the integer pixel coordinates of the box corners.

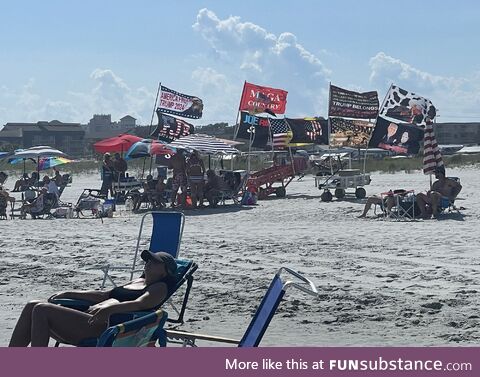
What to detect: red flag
<box><xmin>239</xmin><ymin>82</ymin><xmax>288</xmax><ymax>115</ymax></box>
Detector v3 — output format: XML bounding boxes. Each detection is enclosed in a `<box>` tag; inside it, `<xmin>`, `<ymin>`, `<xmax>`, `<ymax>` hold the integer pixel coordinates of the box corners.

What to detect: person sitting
<box><xmin>416</xmin><ymin>166</ymin><xmax>462</xmax><ymax>219</ymax></box>
<box><xmin>13</xmin><ymin>173</ymin><xmax>30</xmax><ymax>192</ymax></box>
<box><xmin>358</xmin><ymin>191</ymin><xmax>397</xmax><ymax>218</ymax></box>
<box><xmin>133</xmin><ymin>175</ymin><xmax>157</xmax><ymax>211</ymax></box>
<box><xmin>0</xmin><ymin>186</ymin><xmax>15</xmax><ymax>219</ymax></box>
<box><xmin>53</xmin><ymin>168</ymin><xmax>63</xmax><ymax>187</ymax></box>
<box><xmin>8</xmin><ymin>251</ymin><xmax>177</xmax><ymax>347</ymax></box>
<box><xmin>204</xmin><ymin>170</ymin><xmax>229</xmax><ymax>208</ymax></box>
<box><xmin>113</xmin><ymin>153</ymin><xmax>128</xmax><ymax>181</ymax></box>
<box><xmin>42</xmin><ymin>175</ymin><xmax>60</xmax><ymax>200</ymax></box>
<box><xmin>149</xmin><ymin>177</ymin><xmax>166</xmax><ymax>209</ymax></box>
<box><xmin>20</xmin><ymin>187</ymin><xmax>47</xmax><ymax>219</ymax></box>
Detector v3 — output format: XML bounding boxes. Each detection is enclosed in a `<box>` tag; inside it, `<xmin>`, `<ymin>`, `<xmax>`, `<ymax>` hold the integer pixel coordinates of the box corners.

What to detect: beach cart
<box><xmin>315</xmin><ymin>169</ymin><xmax>371</xmax><ymax>201</ymax></box>
<box><xmin>246</xmin><ymin>157</ymin><xmax>306</xmax><ymax>200</ymax></box>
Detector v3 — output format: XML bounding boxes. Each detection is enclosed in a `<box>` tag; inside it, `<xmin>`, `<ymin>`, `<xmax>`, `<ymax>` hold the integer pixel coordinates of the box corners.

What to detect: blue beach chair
<box><xmin>165</xmin><ymin>267</ymin><xmax>318</xmax><ymax>347</ymax></box>
<box><xmin>97</xmin><ymin>309</ymin><xmax>168</xmax><ymax>347</ymax></box>
<box><xmin>50</xmin><ymin>258</ymin><xmax>197</xmax><ymax>346</ymax></box>
<box><xmin>100</xmin><ymin>211</ymin><xmax>185</xmax><ymax>287</ymax></box>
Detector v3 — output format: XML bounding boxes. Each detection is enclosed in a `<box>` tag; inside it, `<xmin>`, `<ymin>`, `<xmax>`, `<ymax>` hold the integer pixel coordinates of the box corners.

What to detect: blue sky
<box><xmin>1</xmin><ymin>0</ymin><xmax>479</xmax><ymax>127</ymax></box>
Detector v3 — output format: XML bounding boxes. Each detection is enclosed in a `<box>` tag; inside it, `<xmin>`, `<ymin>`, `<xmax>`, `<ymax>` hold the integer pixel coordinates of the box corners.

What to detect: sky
<box><xmin>1</xmin><ymin>0</ymin><xmax>480</xmax><ymax>128</ymax></box>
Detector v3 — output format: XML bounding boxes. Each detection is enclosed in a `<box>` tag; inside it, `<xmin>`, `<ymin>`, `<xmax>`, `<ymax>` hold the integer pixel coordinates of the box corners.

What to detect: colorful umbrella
<box><xmin>93</xmin><ymin>134</ymin><xmax>143</xmax><ymax>154</ymax></box>
<box><xmin>9</xmin><ymin>156</ymin><xmax>74</xmax><ymax>171</ymax></box>
<box><xmin>8</xmin><ymin>146</ymin><xmax>68</xmax><ymax>177</ymax></box>
<box><xmin>125</xmin><ymin>139</ymin><xmax>176</xmax><ymax>160</ymax></box>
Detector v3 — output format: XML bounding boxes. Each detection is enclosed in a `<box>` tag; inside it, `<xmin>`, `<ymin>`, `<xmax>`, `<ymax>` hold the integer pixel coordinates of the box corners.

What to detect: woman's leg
<box><xmin>9</xmin><ymin>300</ymin><xmax>42</xmax><ymax>346</ymax></box>
<box><xmin>358</xmin><ymin>197</ymin><xmax>381</xmax><ymax>217</ymax></box>
<box><xmin>30</xmin><ymin>303</ymin><xmax>106</xmax><ymax>347</ymax></box>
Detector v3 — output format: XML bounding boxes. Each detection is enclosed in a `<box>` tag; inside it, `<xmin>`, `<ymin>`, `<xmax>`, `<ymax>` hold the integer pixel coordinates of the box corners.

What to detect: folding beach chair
<box><xmin>165</xmin><ymin>267</ymin><xmax>318</xmax><ymax>347</ymax></box>
<box><xmin>381</xmin><ymin>190</ymin><xmax>417</xmax><ymax>221</ymax></box>
<box><xmin>50</xmin><ymin>258</ymin><xmax>197</xmax><ymax>346</ymax></box>
<box><xmin>100</xmin><ymin>211</ymin><xmax>185</xmax><ymax>287</ymax></box>
<box><xmin>96</xmin><ymin>309</ymin><xmax>168</xmax><ymax>347</ymax></box>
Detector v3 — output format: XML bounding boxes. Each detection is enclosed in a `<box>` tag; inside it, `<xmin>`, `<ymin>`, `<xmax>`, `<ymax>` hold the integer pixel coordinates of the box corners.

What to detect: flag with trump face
<box><xmin>380</xmin><ymin>85</ymin><xmax>436</xmax><ymax>126</ymax></box>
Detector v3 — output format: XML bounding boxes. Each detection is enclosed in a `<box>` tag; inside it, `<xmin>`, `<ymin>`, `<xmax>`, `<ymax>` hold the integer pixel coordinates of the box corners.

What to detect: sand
<box><xmin>0</xmin><ymin>167</ymin><xmax>479</xmax><ymax>346</ymax></box>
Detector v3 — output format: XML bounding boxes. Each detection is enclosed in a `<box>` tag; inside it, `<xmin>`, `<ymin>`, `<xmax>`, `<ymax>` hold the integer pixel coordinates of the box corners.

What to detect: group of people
<box><xmin>100</xmin><ymin>152</ymin><xmax>128</xmax><ymax>197</ymax></box>
<box><xmin>167</xmin><ymin>150</ymin><xmax>232</xmax><ymax>209</ymax></box>
<box><xmin>358</xmin><ymin>166</ymin><xmax>462</xmax><ymax>219</ymax></box>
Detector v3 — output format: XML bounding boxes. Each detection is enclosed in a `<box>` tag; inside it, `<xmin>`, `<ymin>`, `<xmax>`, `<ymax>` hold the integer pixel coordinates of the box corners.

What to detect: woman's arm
<box><xmin>50</xmin><ymin>289</ymin><xmax>111</xmax><ymax>304</ymax></box>
<box><xmin>88</xmin><ymin>283</ymin><xmax>168</xmax><ymax>324</ymax></box>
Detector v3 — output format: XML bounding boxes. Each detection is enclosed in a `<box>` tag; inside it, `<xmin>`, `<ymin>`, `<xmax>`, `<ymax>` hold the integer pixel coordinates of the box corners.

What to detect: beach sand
<box><xmin>0</xmin><ymin>167</ymin><xmax>479</xmax><ymax>346</ymax></box>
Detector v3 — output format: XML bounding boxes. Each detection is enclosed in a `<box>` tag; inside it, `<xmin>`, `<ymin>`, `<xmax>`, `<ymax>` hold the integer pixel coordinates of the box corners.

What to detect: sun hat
<box><xmin>141</xmin><ymin>250</ymin><xmax>177</xmax><ymax>276</ymax></box>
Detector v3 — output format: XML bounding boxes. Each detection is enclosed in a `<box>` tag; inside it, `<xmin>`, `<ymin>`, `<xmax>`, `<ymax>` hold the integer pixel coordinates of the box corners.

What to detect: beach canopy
<box><xmin>93</xmin><ymin>134</ymin><xmax>143</xmax><ymax>154</ymax></box>
<box><xmin>169</xmin><ymin>134</ymin><xmax>241</xmax><ymax>155</ymax></box>
<box><xmin>125</xmin><ymin>139</ymin><xmax>176</xmax><ymax>160</ymax></box>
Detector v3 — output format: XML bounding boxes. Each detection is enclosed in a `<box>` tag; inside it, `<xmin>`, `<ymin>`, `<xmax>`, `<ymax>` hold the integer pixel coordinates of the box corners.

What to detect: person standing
<box><xmin>100</xmin><ymin>153</ymin><xmax>115</xmax><ymax>198</ymax></box>
<box><xmin>186</xmin><ymin>150</ymin><xmax>205</xmax><ymax>208</ymax></box>
<box><xmin>168</xmin><ymin>151</ymin><xmax>187</xmax><ymax>208</ymax></box>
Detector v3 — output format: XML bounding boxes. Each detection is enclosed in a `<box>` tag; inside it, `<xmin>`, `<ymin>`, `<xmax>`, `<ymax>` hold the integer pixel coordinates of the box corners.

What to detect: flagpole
<box><xmin>327</xmin><ymin>82</ymin><xmax>334</xmax><ymax>175</ymax></box>
<box><xmin>233</xmin><ymin>81</ymin><xmax>246</xmax><ymax>140</ymax></box>
<box><xmin>362</xmin><ymin>83</ymin><xmax>392</xmax><ymax>174</ymax></box>
<box><xmin>148</xmin><ymin>81</ymin><xmax>162</xmax><ymax>137</ymax></box>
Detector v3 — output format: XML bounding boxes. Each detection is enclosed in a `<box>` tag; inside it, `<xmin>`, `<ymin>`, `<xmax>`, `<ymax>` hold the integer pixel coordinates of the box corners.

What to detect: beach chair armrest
<box><xmin>48</xmin><ymin>298</ymin><xmax>94</xmax><ymax>312</ymax></box>
<box><xmin>165</xmin><ymin>329</ymin><xmax>239</xmax><ymax>345</ymax></box>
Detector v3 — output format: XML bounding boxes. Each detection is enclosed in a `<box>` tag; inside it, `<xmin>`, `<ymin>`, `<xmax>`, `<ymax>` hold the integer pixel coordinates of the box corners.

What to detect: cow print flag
<box><xmin>380</xmin><ymin>85</ymin><xmax>436</xmax><ymax>126</ymax></box>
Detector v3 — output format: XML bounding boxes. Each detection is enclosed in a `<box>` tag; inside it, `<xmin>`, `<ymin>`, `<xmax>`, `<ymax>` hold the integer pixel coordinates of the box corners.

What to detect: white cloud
<box><xmin>192</xmin><ymin>8</ymin><xmax>331</xmax><ymax>117</ymax></box>
<box><xmin>369</xmin><ymin>52</ymin><xmax>480</xmax><ymax>121</ymax></box>
<box><xmin>0</xmin><ymin>70</ymin><xmax>154</xmax><ymax>127</ymax></box>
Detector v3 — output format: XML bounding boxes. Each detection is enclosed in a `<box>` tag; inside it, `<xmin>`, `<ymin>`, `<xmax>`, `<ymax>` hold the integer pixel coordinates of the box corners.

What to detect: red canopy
<box><xmin>93</xmin><ymin>134</ymin><xmax>143</xmax><ymax>154</ymax></box>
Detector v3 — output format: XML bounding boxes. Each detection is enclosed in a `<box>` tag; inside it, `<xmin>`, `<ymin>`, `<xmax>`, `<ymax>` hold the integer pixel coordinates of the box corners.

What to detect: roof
<box><xmin>120</xmin><ymin>115</ymin><xmax>136</xmax><ymax>120</ymax></box>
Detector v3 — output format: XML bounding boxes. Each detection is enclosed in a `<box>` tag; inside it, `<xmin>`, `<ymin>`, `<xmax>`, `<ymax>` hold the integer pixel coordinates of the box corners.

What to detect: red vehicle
<box><xmin>246</xmin><ymin>157</ymin><xmax>307</xmax><ymax>199</ymax></box>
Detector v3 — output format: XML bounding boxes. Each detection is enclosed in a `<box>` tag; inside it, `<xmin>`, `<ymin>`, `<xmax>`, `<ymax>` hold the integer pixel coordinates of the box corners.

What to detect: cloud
<box><xmin>369</xmin><ymin>52</ymin><xmax>480</xmax><ymax>121</ymax></box>
<box><xmin>192</xmin><ymin>8</ymin><xmax>331</xmax><ymax>117</ymax></box>
<box><xmin>0</xmin><ymin>69</ymin><xmax>154</xmax><ymax>127</ymax></box>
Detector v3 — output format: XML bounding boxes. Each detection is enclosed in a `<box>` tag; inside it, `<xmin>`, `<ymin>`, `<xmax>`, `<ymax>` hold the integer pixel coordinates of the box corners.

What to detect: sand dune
<box><xmin>0</xmin><ymin>167</ymin><xmax>479</xmax><ymax>346</ymax></box>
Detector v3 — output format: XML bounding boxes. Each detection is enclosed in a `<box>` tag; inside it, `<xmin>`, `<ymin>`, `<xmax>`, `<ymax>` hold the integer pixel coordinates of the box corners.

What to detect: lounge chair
<box><xmin>100</xmin><ymin>211</ymin><xmax>185</xmax><ymax>287</ymax></box>
<box><xmin>97</xmin><ymin>309</ymin><xmax>168</xmax><ymax>347</ymax></box>
<box><xmin>217</xmin><ymin>171</ymin><xmax>249</xmax><ymax>206</ymax></box>
<box><xmin>50</xmin><ymin>257</ymin><xmax>197</xmax><ymax>346</ymax></box>
<box><xmin>165</xmin><ymin>267</ymin><xmax>318</xmax><ymax>347</ymax></box>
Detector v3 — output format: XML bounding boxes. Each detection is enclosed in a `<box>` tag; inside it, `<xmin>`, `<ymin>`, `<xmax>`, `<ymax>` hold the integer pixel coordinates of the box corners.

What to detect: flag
<box><xmin>236</xmin><ymin>111</ymin><xmax>270</xmax><ymax>148</ymax></box>
<box><xmin>269</xmin><ymin>118</ymin><xmax>292</xmax><ymax>149</ymax></box>
<box><xmin>330</xmin><ymin>117</ymin><xmax>374</xmax><ymax>147</ymax></box>
<box><xmin>152</xmin><ymin>112</ymin><xmax>195</xmax><ymax>142</ymax></box>
<box><xmin>286</xmin><ymin>118</ymin><xmax>328</xmax><ymax>145</ymax></box>
<box><xmin>157</xmin><ymin>85</ymin><xmax>203</xmax><ymax>119</ymax></box>
<box><xmin>239</xmin><ymin>82</ymin><xmax>288</xmax><ymax>115</ymax></box>
<box><xmin>423</xmin><ymin>121</ymin><xmax>444</xmax><ymax>175</ymax></box>
<box><xmin>328</xmin><ymin>85</ymin><xmax>379</xmax><ymax>119</ymax></box>
<box><xmin>368</xmin><ymin>116</ymin><xmax>423</xmax><ymax>155</ymax></box>
<box><xmin>380</xmin><ymin>85</ymin><xmax>436</xmax><ymax>126</ymax></box>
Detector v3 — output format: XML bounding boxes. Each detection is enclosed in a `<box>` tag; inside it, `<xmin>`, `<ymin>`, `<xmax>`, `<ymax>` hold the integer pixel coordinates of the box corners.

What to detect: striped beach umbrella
<box><xmin>423</xmin><ymin>121</ymin><xmax>444</xmax><ymax>175</ymax></box>
<box><xmin>169</xmin><ymin>134</ymin><xmax>240</xmax><ymax>155</ymax></box>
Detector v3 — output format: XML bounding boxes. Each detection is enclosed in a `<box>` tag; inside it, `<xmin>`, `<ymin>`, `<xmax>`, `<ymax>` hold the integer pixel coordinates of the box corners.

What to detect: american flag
<box><xmin>269</xmin><ymin>118</ymin><xmax>291</xmax><ymax>149</ymax></box>
<box><xmin>423</xmin><ymin>121</ymin><xmax>443</xmax><ymax>175</ymax></box>
<box><xmin>155</xmin><ymin>112</ymin><xmax>194</xmax><ymax>142</ymax></box>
